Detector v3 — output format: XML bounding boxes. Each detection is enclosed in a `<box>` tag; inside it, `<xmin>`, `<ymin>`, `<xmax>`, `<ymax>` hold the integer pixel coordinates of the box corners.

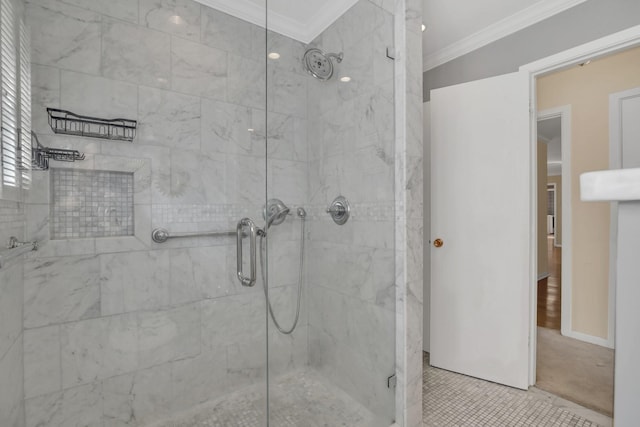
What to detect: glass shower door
<box><xmin>264</xmin><ymin>1</ymin><xmax>397</xmax><ymax>425</ymax></box>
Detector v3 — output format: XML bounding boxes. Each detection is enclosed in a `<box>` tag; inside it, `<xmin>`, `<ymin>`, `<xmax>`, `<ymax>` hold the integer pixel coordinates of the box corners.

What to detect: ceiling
<box><xmin>196</xmin><ymin>0</ymin><xmax>588</xmax><ymax>71</ymax></box>
<box><xmin>197</xmin><ymin>0</ymin><xmax>358</xmax><ymax>43</ymax></box>
<box><xmin>421</xmin><ymin>0</ymin><xmax>588</xmax><ymax>71</ymax></box>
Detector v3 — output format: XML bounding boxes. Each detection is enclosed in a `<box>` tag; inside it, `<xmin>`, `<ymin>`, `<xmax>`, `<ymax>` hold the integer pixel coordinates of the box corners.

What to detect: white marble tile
<box><xmin>138</xmin><ymin>86</ymin><xmax>201</xmax><ymax>150</ymax></box>
<box><xmin>60</xmin><ymin>314</ymin><xmax>137</xmax><ymax>389</ymax></box>
<box><xmin>31</xmin><ymin>64</ymin><xmax>60</xmax><ymax>135</ymax></box>
<box><xmin>259</xmin><ymin>30</ymin><xmax>308</xmax><ymax>77</ymax></box>
<box><xmin>24</xmin><ymin>325</ymin><xmax>61</xmax><ymax>399</ymax></box>
<box><xmin>201</xmin><ymin>6</ymin><xmax>253</xmax><ymax>58</ymax></box>
<box><xmin>171</xmin><ymin>36</ymin><xmax>227</xmax><ymax>100</ymax></box>
<box><xmin>0</xmin><ymin>335</ymin><xmax>24</xmax><ymax>427</ymax></box>
<box><xmin>140</xmin><ymin>0</ymin><xmax>200</xmax><ymax>41</ymax></box>
<box><xmin>25</xmin><ymin>203</ymin><xmax>49</xmax><ymax>243</ymax></box>
<box><xmin>101</xmin><ymin>19</ymin><xmax>171</xmax><ymax>89</ymax></box>
<box><xmin>169</xmin><ymin>246</ymin><xmax>232</xmax><ymax>305</ymax></box>
<box><xmin>224</xmin><ymin>154</ymin><xmax>265</xmax><ymax>205</ymax></box>
<box><xmin>201</xmin><ymin>99</ymin><xmax>252</xmax><ymax>155</ymax></box>
<box><xmin>156</xmin><ymin>149</ymin><xmax>226</xmax><ymax>204</ymax></box>
<box><xmin>137</xmin><ymin>302</ymin><xmax>201</xmax><ymax>369</ymax></box>
<box><xmin>61</xmin><ymin>0</ymin><xmax>138</xmax><ymax>22</ymax></box>
<box><xmin>25</xmin><ymin>381</ymin><xmax>103</xmax><ymax>427</ymax></box>
<box><xmin>268</xmin><ymin>159</ymin><xmax>307</xmax><ymax>206</ymax></box>
<box><xmin>319</xmin><ymin>0</ymin><xmax>382</xmax><ymax>52</ymax></box>
<box><xmin>226</xmin><ymin>341</ymin><xmax>266</xmax><ymax>389</ymax></box>
<box><xmin>0</xmin><ymin>262</ymin><xmax>22</xmax><ymax>360</ymax></box>
<box><xmin>60</xmin><ymin>71</ymin><xmax>138</xmax><ymax>121</ymax></box>
<box><xmin>170</xmin><ymin>348</ymin><xmax>227</xmax><ymax>412</ymax></box>
<box><xmin>26</xmin><ymin>0</ymin><xmax>101</xmax><ymax>74</ymax></box>
<box><xmin>201</xmin><ymin>293</ymin><xmax>264</xmax><ymax>353</ymax></box>
<box><xmin>24</xmin><ymin>255</ymin><xmax>101</xmax><ymax>329</ymax></box>
<box><xmin>99</xmin><ymin>250</ymin><xmax>171</xmax><ymax>315</ymax></box>
<box><xmin>267</xmin><ymin>68</ymin><xmax>307</xmax><ymax>118</ymax></box>
<box><xmin>102</xmin><ymin>364</ymin><xmax>172</xmax><ymax>427</ymax></box>
<box><xmin>227</xmin><ymin>54</ymin><xmax>266</xmax><ymax>110</ymax></box>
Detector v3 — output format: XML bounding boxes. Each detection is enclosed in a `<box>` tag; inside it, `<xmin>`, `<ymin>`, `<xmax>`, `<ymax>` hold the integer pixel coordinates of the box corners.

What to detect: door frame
<box><xmin>521</xmin><ymin>24</ymin><xmax>640</xmax><ymax>385</ymax></box>
<box><xmin>537</xmin><ymin>106</ymin><xmax>572</xmax><ymax>349</ymax></box>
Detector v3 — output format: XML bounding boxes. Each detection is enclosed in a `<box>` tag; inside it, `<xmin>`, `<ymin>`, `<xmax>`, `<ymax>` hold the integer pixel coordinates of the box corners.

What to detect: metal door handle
<box><xmin>237</xmin><ymin>218</ymin><xmax>257</xmax><ymax>287</ymax></box>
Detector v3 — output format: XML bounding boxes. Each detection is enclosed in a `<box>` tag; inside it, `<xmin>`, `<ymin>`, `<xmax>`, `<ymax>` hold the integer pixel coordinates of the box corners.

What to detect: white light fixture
<box><xmin>340</xmin><ymin>76</ymin><xmax>351</xmax><ymax>83</ymax></box>
<box><xmin>169</xmin><ymin>15</ymin><xmax>183</xmax><ymax>25</ymax></box>
<box><xmin>421</xmin><ymin>24</ymin><xmax>426</xmax><ymax>32</ymax></box>
<box><xmin>248</xmin><ymin>128</ymin><xmax>254</xmax><ymax>132</ymax></box>
<box><xmin>268</xmin><ymin>52</ymin><xmax>280</xmax><ymax>60</ymax></box>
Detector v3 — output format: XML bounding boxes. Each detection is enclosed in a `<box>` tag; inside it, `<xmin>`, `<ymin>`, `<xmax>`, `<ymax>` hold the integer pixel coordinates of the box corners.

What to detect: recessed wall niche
<box><xmin>50</xmin><ymin>168</ymin><xmax>134</xmax><ymax>239</ymax></box>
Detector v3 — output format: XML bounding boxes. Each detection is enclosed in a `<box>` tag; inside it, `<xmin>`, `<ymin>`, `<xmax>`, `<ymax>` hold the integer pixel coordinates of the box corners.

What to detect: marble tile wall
<box><xmin>24</xmin><ymin>0</ymin><xmax>308</xmax><ymax>425</ymax></box>
<box><xmin>394</xmin><ymin>0</ymin><xmax>424</xmax><ymax>425</ymax></box>
<box><xmin>0</xmin><ymin>0</ymin><xmax>28</xmax><ymax>423</ymax></box>
<box><xmin>0</xmin><ymin>200</ymin><xmax>26</xmax><ymax>427</ymax></box>
<box><xmin>305</xmin><ymin>1</ymin><xmax>398</xmax><ymax>425</ymax></box>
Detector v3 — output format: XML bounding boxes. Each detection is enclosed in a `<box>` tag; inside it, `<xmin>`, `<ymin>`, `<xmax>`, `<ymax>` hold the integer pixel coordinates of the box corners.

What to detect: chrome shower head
<box><xmin>264</xmin><ymin>199</ymin><xmax>290</xmax><ymax>228</ymax></box>
<box><xmin>303</xmin><ymin>48</ymin><xmax>343</xmax><ymax>81</ymax></box>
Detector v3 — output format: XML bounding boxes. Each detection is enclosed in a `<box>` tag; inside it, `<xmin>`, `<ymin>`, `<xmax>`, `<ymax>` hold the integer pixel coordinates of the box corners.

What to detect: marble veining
<box><xmin>20</xmin><ymin>0</ymin><xmax>414</xmax><ymax>426</ymax></box>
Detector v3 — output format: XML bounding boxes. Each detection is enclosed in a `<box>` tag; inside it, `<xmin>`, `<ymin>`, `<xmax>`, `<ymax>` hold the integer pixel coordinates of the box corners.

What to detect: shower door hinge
<box><xmin>386</xmin><ymin>47</ymin><xmax>396</xmax><ymax>60</ymax></box>
<box><xmin>387</xmin><ymin>373</ymin><xmax>397</xmax><ymax>389</ymax></box>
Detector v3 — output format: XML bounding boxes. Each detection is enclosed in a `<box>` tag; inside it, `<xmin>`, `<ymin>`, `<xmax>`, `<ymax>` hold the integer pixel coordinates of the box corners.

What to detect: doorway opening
<box><xmin>530</xmin><ymin>46</ymin><xmax>640</xmax><ymax>418</ymax></box>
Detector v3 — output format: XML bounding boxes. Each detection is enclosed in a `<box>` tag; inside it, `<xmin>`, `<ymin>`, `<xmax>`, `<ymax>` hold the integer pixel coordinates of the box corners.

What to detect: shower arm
<box><xmin>326</xmin><ymin>52</ymin><xmax>343</xmax><ymax>63</ymax></box>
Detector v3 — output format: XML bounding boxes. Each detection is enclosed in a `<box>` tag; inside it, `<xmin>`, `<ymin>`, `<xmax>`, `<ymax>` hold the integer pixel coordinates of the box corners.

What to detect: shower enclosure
<box><xmin>0</xmin><ymin>0</ymin><xmax>418</xmax><ymax>425</ymax></box>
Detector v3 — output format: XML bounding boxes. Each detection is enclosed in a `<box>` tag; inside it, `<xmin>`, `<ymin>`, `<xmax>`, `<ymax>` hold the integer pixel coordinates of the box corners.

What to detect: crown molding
<box><xmin>423</xmin><ymin>0</ymin><xmax>589</xmax><ymax>71</ymax></box>
<box><xmin>195</xmin><ymin>0</ymin><xmax>358</xmax><ymax>44</ymax></box>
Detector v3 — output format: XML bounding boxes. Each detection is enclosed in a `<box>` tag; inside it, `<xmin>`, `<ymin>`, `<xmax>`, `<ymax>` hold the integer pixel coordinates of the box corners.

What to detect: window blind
<box><xmin>1</xmin><ymin>0</ymin><xmax>18</xmax><ymax>188</ymax></box>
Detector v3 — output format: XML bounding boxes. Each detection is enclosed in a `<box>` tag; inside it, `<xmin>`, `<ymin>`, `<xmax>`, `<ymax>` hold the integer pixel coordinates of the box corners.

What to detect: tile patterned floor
<box><xmin>423</xmin><ymin>353</ymin><xmax>610</xmax><ymax>427</ymax></box>
<box><xmin>152</xmin><ymin>370</ymin><xmax>380</xmax><ymax>427</ymax></box>
<box><xmin>151</xmin><ymin>354</ymin><xmax>611</xmax><ymax>427</ymax></box>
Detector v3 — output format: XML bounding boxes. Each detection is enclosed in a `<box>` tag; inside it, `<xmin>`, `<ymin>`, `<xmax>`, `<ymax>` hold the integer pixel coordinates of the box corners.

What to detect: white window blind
<box><xmin>19</xmin><ymin>18</ymin><xmax>31</xmax><ymax>188</ymax></box>
<box><xmin>1</xmin><ymin>0</ymin><xmax>19</xmax><ymax>188</ymax></box>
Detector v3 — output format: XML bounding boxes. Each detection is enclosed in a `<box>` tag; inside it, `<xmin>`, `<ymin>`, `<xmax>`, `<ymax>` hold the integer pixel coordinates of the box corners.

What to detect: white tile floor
<box><xmin>423</xmin><ymin>353</ymin><xmax>612</xmax><ymax>427</ymax></box>
<box><xmin>150</xmin><ymin>353</ymin><xmax>613</xmax><ymax>427</ymax></box>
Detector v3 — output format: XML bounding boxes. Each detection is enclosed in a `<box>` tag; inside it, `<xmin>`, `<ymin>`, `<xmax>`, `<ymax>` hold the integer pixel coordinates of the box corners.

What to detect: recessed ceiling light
<box><xmin>421</xmin><ymin>24</ymin><xmax>426</xmax><ymax>32</ymax></box>
<box><xmin>169</xmin><ymin>15</ymin><xmax>183</xmax><ymax>25</ymax></box>
<box><xmin>340</xmin><ymin>76</ymin><xmax>351</xmax><ymax>83</ymax></box>
<box><xmin>247</xmin><ymin>128</ymin><xmax>254</xmax><ymax>132</ymax></box>
<box><xmin>268</xmin><ymin>52</ymin><xmax>280</xmax><ymax>60</ymax></box>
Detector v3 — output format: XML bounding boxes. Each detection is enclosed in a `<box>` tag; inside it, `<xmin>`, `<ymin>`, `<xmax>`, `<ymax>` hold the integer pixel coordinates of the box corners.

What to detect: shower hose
<box><xmin>259</xmin><ymin>214</ymin><xmax>305</xmax><ymax>335</ymax></box>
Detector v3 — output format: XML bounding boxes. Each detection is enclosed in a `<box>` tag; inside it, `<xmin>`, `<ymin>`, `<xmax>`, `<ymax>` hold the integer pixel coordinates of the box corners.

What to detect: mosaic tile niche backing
<box><xmin>50</xmin><ymin>168</ymin><xmax>134</xmax><ymax>239</ymax></box>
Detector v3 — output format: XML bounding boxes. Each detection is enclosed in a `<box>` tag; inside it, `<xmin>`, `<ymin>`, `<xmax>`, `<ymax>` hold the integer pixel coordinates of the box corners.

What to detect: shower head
<box><xmin>264</xmin><ymin>199</ymin><xmax>290</xmax><ymax>228</ymax></box>
<box><xmin>303</xmin><ymin>48</ymin><xmax>343</xmax><ymax>81</ymax></box>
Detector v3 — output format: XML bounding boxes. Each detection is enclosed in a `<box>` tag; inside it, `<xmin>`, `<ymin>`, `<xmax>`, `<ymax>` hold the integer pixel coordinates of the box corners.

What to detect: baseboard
<box><xmin>537</xmin><ymin>272</ymin><xmax>550</xmax><ymax>281</ymax></box>
<box><xmin>561</xmin><ymin>330</ymin><xmax>614</xmax><ymax>349</ymax></box>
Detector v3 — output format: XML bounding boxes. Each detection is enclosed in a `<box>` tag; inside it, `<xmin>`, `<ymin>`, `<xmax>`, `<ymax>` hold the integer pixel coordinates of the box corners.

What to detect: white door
<box><xmin>430</xmin><ymin>71</ymin><xmax>531</xmax><ymax>389</ymax></box>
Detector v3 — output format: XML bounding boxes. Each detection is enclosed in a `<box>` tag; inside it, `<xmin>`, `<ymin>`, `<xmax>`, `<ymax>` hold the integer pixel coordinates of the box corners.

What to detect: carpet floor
<box><xmin>536</xmin><ymin>327</ymin><xmax>614</xmax><ymax>416</ymax></box>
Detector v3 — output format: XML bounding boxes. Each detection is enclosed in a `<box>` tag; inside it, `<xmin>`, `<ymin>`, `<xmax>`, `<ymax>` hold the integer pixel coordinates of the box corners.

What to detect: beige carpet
<box><xmin>536</xmin><ymin>327</ymin><xmax>614</xmax><ymax>416</ymax></box>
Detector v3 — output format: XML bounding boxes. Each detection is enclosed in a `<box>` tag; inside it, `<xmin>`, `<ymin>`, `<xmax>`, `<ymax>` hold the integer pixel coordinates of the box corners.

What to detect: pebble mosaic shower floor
<box><xmin>152</xmin><ymin>370</ymin><xmax>379</xmax><ymax>427</ymax></box>
<box><xmin>423</xmin><ymin>353</ymin><xmax>610</xmax><ymax>427</ymax></box>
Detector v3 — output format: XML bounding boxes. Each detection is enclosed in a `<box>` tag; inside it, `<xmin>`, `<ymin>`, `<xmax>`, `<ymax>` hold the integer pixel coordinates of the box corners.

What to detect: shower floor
<box><xmin>152</xmin><ymin>370</ymin><xmax>380</xmax><ymax>427</ymax></box>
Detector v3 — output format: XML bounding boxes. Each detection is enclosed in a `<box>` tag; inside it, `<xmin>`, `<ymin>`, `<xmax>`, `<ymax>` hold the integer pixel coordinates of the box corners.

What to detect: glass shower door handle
<box><xmin>236</xmin><ymin>217</ymin><xmax>258</xmax><ymax>287</ymax></box>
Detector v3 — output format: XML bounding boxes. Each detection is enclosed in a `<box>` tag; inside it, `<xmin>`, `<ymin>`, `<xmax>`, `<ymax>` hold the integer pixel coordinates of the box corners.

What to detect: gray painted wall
<box><xmin>423</xmin><ymin>0</ymin><xmax>640</xmax><ymax>101</ymax></box>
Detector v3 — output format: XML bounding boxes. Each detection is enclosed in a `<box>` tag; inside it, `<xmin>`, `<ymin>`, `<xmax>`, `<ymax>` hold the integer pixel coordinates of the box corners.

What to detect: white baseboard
<box><xmin>561</xmin><ymin>329</ymin><xmax>614</xmax><ymax>349</ymax></box>
<box><xmin>537</xmin><ymin>272</ymin><xmax>550</xmax><ymax>280</ymax></box>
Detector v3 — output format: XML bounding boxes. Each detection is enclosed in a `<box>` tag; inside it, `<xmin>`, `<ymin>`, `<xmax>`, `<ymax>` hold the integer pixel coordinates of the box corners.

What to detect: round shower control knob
<box><xmin>327</xmin><ymin>196</ymin><xmax>351</xmax><ymax>225</ymax></box>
